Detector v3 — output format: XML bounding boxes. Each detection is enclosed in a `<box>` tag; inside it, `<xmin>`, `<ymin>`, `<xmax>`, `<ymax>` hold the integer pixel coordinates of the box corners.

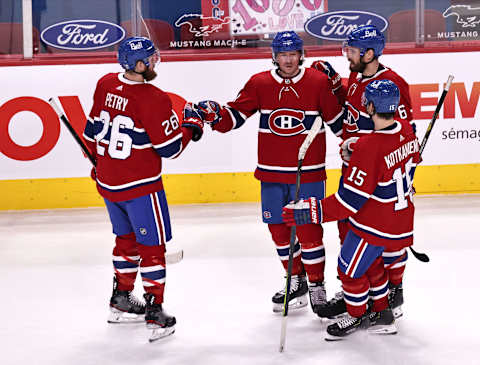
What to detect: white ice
<box><xmin>1</xmin><ymin>195</ymin><xmax>479</xmax><ymax>365</ymax></box>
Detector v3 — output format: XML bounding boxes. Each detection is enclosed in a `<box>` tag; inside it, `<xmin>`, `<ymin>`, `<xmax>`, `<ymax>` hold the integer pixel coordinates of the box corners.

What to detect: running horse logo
<box><xmin>174</xmin><ymin>14</ymin><xmax>231</xmax><ymax>37</ymax></box>
<box><xmin>443</xmin><ymin>5</ymin><xmax>480</xmax><ymax>28</ymax></box>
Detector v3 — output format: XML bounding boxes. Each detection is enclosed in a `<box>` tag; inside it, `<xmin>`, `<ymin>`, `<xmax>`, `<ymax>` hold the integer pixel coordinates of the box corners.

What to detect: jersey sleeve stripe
<box><xmin>334</xmin><ymin>191</ymin><xmax>358</xmax><ymax>213</ymax></box>
<box><xmin>155</xmin><ymin>139</ymin><xmax>183</xmax><ymax>159</ymax></box>
<box><xmin>152</xmin><ymin>133</ymin><xmax>183</xmax><ymax>149</ymax></box>
<box><xmin>226</xmin><ymin>106</ymin><xmax>247</xmax><ymax>130</ymax></box>
<box><xmin>324</xmin><ymin>107</ymin><xmax>344</xmax><ymax>136</ymax></box>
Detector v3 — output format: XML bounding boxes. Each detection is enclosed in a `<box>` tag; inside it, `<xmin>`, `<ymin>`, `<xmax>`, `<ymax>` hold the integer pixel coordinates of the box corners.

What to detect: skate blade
<box><xmin>147</xmin><ymin>325</ymin><xmax>175</xmax><ymax>342</ymax></box>
<box><xmin>324</xmin><ymin>333</ymin><xmax>345</xmax><ymax>341</ymax></box>
<box><xmin>273</xmin><ymin>294</ymin><xmax>308</xmax><ymax>313</ymax></box>
<box><xmin>367</xmin><ymin>323</ymin><xmax>397</xmax><ymax>335</ymax></box>
<box><xmin>392</xmin><ymin>306</ymin><xmax>403</xmax><ymax>319</ymax></box>
<box><xmin>108</xmin><ymin>310</ymin><xmax>145</xmax><ymax>324</ymax></box>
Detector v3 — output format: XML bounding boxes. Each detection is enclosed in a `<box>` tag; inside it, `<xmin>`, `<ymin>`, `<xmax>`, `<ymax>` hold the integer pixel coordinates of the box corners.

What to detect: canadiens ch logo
<box><xmin>345</xmin><ymin>103</ymin><xmax>360</xmax><ymax>133</ymax></box>
<box><xmin>268</xmin><ymin>109</ymin><xmax>306</xmax><ymax>136</ymax></box>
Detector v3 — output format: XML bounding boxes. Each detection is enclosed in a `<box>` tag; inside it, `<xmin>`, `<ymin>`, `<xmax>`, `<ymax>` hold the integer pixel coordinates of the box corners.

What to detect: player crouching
<box><xmin>283</xmin><ymin>79</ymin><xmax>421</xmax><ymax>340</ymax></box>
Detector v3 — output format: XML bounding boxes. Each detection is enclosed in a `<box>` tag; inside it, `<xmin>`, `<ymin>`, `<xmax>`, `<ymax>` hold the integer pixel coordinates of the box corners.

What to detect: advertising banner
<box><xmin>1</xmin><ymin>51</ymin><xmax>479</xmax><ymax>181</ymax></box>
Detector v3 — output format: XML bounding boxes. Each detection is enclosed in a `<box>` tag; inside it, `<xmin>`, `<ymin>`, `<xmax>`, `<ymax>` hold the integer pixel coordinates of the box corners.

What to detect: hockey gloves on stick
<box><xmin>183</xmin><ymin>102</ymin><xmax>204</xmax><ymax>142</ymax></box>
<box><xmin>282</xmin><ymin>197</ymin><xmax>320</xmax><ymax>227</ymax></box>
<box><xmin>311</xmin><ymin>60</ymin><xmax>342</xmax><ymax>92</ymax></box>
<box><xmin>340</xmin><ymin>137</ymin><xmax>359</xmax><ymax>163</ymax></box>
<box><xmin>197</xmin><ymin>100</ymin><xmax>222</xmax><ymax>127</ymax></box>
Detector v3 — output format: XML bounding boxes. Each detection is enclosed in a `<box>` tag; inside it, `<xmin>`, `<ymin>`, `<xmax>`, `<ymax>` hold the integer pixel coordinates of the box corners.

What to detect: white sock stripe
<box><xmin>370</xmin><ymin>280</ymin><xmax>389</xmax><ymax>291</ymax></box>
<box><xmin>370</xmin><ymin>291</ymin><xmax>389</xmax><ymax>300</ymax></box>
<box><xmin>386</xmin><ymin>261</ymin><xmax>407</xmax><ymax>269</ymax></box>
<box><xmin>301</xmin><ymin>257</ymin><xmax>326</xmax><ymax>264</ymax></box>
<box><xmin>344</xmin><ymin>297</ymin><xmax>369</xmax><ymax>306</ymax></box>
<box><xmin>382</xmin><ymin>248</ymin><xmax>406</xmax><ymax>257</ymax></box>
<box><xmin>343</xmin><ymin>288</ymin><xmax>369</xmax><ymax>298</ymax></box>
<box><xmin>142</xmin><ymin>278</ymin><xmax>166</xmax><ymax>286</ymax></box>
<box><xmin>112</xmin><ymin>255</ymin><xmax>140</xmax><ymax>261</ymax></box>
<box><xmin>140</xmin><ymin>264</ymin><xmax>165</xmax><ymax>273</ymax></box>
<box><xmin>279</xmin><ymin>250</ymin><xmax>302</xmax><ymax>260</ymax></box>
<box><xmin>301</xmin><ymin>245</ymin><xmax>325</xmax><ymax>252</ymax></box>
<box><xmin>115</xmin><ymin>268</ymin><xmax>138</xmax><ymax>273</ymax></box>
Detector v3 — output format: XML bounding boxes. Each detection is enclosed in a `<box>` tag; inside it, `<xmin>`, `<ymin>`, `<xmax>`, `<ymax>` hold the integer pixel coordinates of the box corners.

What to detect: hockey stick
<box><xmin>420</xmin><ymin>75</ymin><xmax>454</xmax><ymax>155</ymax></box>
<box><xmin>407</xmin><ymin>75</ymin><xmax>454</xmax><ymax>263</ymax></box>
<box><xmin>279</xmin><ymin>116</ymin><xmax>324</xmax><ymax>353</ymax></box>
<box><xmin>48</xmin><ymin>98</ymin><xmax>183</xmax><ymax>265</ymax></box>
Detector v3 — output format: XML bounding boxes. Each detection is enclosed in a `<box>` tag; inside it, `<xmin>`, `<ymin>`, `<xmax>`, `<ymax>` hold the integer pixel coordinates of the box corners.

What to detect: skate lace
<box><xmin>337</xmin><ymin>314</ymin><xmax>358</xmax><ymax>329</ymax></box>
<box><xmin>279</xmin><ymin>276</ymin><xmax>301</xmax><ymax>295</ymax></box>
<box><xmin>128</xmin><ymin>293</ymin><xmax>145</xmax><ymax>308</ymax></box>
<box><xmin>329</xmin><ymin>291</ymin><xmax>344</xmax><ymax>304</ymax></box>
<box><xmin>388</xmin><ymin>286</ymin><xmax>397</xmax><ymax>306</ymax></box>
<box><xmin>310</xmin><ymin>284</ymin><xmax>326</xmax><ymax>304</ymax></box>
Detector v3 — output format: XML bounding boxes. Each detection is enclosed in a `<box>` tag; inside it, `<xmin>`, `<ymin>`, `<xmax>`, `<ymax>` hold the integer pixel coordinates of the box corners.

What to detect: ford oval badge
<box><xmin>305</xmin><ymin>11</ymin><xmax>388</xmax><ymax>41</ymax></box>
<box><xmin>41</xmin><ymin>19</ymin><xmax>125</xmax><ymax>50</ymax></box>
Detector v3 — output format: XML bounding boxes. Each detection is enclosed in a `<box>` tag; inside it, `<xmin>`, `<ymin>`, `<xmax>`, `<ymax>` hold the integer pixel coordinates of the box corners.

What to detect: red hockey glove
<box><xmin>340</xmin><ymin>137</ymin><xmax>359</xmax><ymax>163</ymax></box>
<box><xmin>197</xmin><ymin>100</ymin><xmax>222</xmax><ymax>127</ymax></box>
<box><xmin>282</xmin><ymin>197</ymin><xmax>320</xmax><ymax>227</ymax></box>
<box><xmin>182</xmin><ymin>102</ymin><xmax>204</xmax><ymax>142</ymax></box>
<box><xmin>312</xmin><ymin>60</ymin><xmax>342</xmax><ymax>92</ymax></box>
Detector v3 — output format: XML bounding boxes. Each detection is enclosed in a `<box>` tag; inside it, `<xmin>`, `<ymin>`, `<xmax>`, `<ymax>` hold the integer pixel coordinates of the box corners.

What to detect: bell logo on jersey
<box><xmin>268</xmin><ymin>109</ymin><xmax>306</xmax><ymax>136</ymax></box>
<box><xmin>345</xmin><ymin>103</ymin><xmax>360</xmax><ymax>133</ymax></box>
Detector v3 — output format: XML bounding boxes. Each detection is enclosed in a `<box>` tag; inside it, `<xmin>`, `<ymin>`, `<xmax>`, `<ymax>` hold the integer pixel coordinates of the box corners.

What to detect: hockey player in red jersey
<box><xmin>191</xmin><ymin>31</ymin><xmax>344</xmax><ymax>315</ymax></box>
<box><xmin>282</xmin><ymin>79</ymin><xmax>420</xmax><ymax>340</ymax></box>
<box><xmin>311</xmin><ymin>25</ymin><xmax>414</xmax><ymax>319</ymax></box>
<box><xmin>82</xmin><ymin>37</ymin><xmax>204</xmax><ymax>341</ymax></box>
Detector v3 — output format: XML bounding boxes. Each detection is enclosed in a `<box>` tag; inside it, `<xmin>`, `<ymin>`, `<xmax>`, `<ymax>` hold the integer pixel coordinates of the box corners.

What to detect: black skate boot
<box><xmin>308</xmin><ymin>281</ymin><xmax>327</xmax><ymax>313</ymax></box>
<box><xmin>144</xmin><ymin>293</ymin><xmax>176</xmax><ymax>342</ymax></box>
<box><xmin>315</xmin><ymin>291</ymin><xmax>347</xmax><ymax>319</ymax></box>
<box><xmin>325</xmin><ymin>313</ymin><xmax>367</xmax><ymax>341</ymax></box>
<box><xmin>108</xmin><ymin>277</ymin><xmax>145</xmax><ymax>323</ymax></box>
<box><xmin>389</xmin><ymin>282</ymin><xmax>404</xmax><ymax>319</ymax></box>
<box><xmin>272</xmin><ymin>274</ymin><xmax>308</xmax><ymax>313</ymax></box>
<box><xmin>366</xmin><ymin>307</ymin><xmax>397</xmax><ymax>335</ymax></box>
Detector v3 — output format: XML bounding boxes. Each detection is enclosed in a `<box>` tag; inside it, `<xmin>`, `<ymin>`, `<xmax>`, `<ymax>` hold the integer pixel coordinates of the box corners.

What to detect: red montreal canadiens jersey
<box><xmin>213</xmin><ymin>67</ymin><xmax>344</xmax><ymax>184</ymax></box>
<box><xmin>343</xmin><ymin>65</ymin><xmax>413</xmax><ymax>144</ymax></box>
<box><xmin>319</xmin><ymin>120</ymin><xmax>420</xmax><ymax>250</ymax></box>
<box><xmin>83</xmin><ymin>73</ymin><xmax>185</xmax><ymax>202</ymax></box>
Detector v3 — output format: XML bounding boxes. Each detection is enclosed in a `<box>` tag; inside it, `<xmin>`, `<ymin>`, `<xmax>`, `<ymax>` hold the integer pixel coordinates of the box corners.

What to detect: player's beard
<box><xmin>349</xmin><ymin>59</ymin><xmax>367</xmax><ymax>73</ymax></box>
<box><xmin>143</xmin><ymin>69</ymin><xmax>157</xmax><ymax>81</ymax></box>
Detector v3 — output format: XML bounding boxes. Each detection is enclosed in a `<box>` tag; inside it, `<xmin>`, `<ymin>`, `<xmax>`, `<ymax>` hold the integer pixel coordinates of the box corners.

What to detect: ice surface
<box><xmin>1</xmin><ymin>195</ymin><xmax>479</xmax><ymax>365</ymax></box>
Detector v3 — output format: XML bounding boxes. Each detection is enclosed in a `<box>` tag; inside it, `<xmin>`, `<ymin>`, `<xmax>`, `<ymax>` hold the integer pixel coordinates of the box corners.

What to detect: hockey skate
<box><xmin>324</xmin><ymin>313</ymin><xmax>367</xmax><ymax>341</ymax></box>
<box><xmin>108</xmin><ymin>278</ymin><xmax>145</xmax><ymax>323</ymax></box>
<box><xmin>389</xmin><ymin>282</ymin><xmax>404</xmax><ymax>319</ymax></box>
<box><xmin>366</xmin><ymin>307</ymin><xmax>397</xmax><ymax>335</ymax></box>
<box><xmin>315</xmin><ymin>291</ymin><xmax>347</xmax><ymax>319</ymax></box>
<box><xmin>272</xmin><ymin>274</ymin><xmax>308</xmax><ymax>313</ymax></box>
<box><xmin>144</xmin><ymin>293</ymin><xmax>176</xmax><ymax>342</ymax></box>
<box><xmin>308</xmin><ymin>281</ymin><xmax>327</xmax><ymax>313</ymax></box>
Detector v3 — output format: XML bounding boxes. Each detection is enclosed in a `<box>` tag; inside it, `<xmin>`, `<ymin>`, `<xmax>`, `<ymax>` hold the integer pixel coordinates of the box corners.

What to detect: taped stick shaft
<box><xmin>48</xmin><ymin>98</ymin><xmax>96</xmax><ymax>166</ymax></box>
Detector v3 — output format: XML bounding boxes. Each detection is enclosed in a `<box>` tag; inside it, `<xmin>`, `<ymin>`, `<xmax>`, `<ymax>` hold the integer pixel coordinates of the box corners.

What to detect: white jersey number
<box><xmin>393</xmin><ymin>157</ymin><xmax>414</xmax><ymax>210</ymax></box>
<box><xmin>162</xmin><ymin>111</ymin><xmax>180</xmax><ymax>136</ymax></box>
<box><xmin>96</xmin><ymin>110</ymin><xmax>133</xmax><ymax>160</ymax></box>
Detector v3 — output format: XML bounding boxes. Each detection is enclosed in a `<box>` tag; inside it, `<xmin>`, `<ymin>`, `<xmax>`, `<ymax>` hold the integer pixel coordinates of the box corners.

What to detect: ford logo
<box><xmin>41</xmin><ymin>19</ymin><xmax>125</xmax><ymax>50</ymax></box>
<box><xmin>304</xmin><ymin>11</ymin><xmax>388</xmax><ymax>41</ymax></box>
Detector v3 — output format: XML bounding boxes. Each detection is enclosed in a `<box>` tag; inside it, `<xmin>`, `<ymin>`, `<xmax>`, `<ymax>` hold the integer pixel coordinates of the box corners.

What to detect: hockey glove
<box><xmin>312</xmin><ymin>60</ymin><xmax>342</xmax><ymax>92</ymax></box>
<box><xmin>282</xmin><ymin>197</ymin><xmax>320</xmax><ymax>227</ymax></box>
<box><xmin>183</xmin><ymin>102</ymin><xmax>204</xmax><ymax>142</ymax></box>
<box><xmin>340</xmin><ymin>137</ymin><xmax>359</xmax><ymax>163</ymax></box>
<box><xmin>197</xmin><ymin>100</ymin><xmax>222</xmax><ymax>127</ymax></box>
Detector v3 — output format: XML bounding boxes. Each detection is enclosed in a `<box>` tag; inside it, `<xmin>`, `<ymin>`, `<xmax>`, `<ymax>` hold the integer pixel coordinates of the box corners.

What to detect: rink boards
<box><xmin>1</xmin><ymin>52</ymin><xmax>479</xmax><ymax>209</ymax></box>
